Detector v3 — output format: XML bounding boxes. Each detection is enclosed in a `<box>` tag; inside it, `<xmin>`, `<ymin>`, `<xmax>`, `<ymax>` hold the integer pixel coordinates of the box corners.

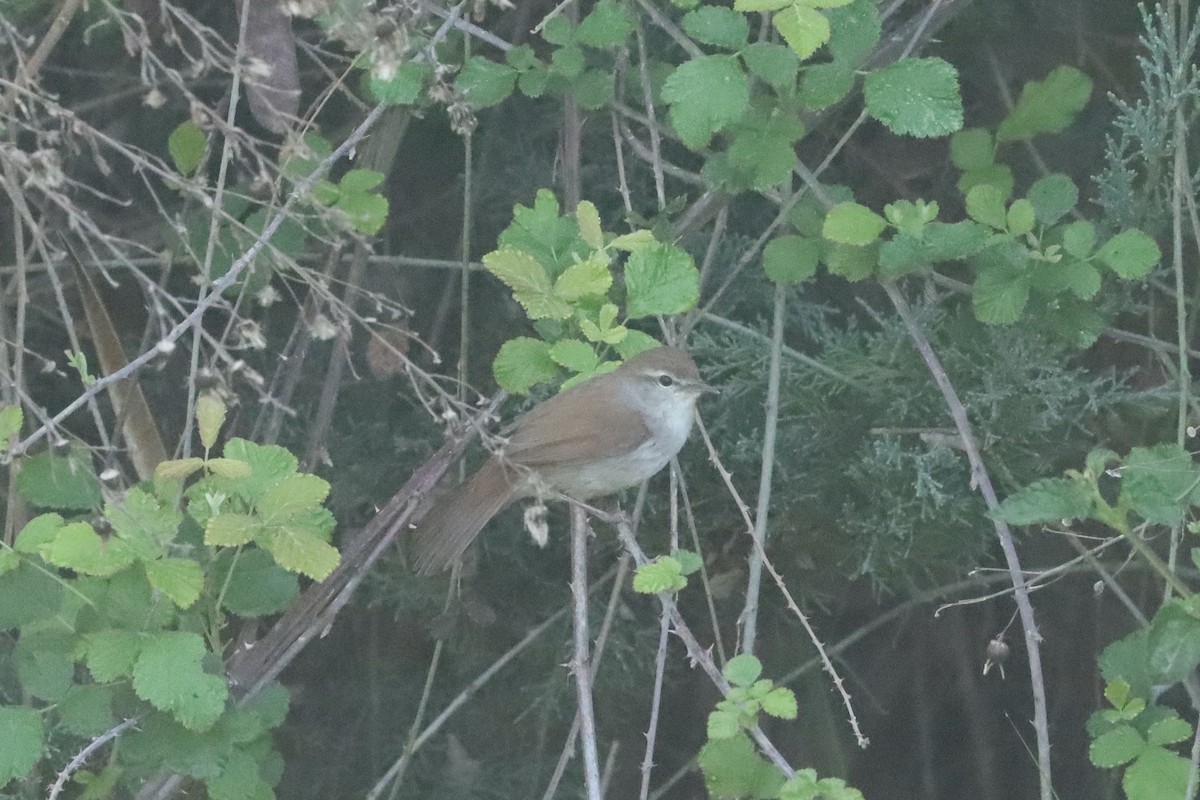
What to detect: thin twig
<box><xmin>47</xmin><ymin>717</ymin><xmax>139</xmax><ymax>800</ymax></box>
<box><xmin>570</xmin><ymin>503</ymin><xmax>604</xmax><ymax>800</ymax></box>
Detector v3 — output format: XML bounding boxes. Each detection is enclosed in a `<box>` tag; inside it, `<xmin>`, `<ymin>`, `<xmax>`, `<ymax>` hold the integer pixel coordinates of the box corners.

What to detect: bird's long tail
<box><xmin>410</xmin><ymin>458</ymin><xmax>520</xmax><ymax>574</ymax></box>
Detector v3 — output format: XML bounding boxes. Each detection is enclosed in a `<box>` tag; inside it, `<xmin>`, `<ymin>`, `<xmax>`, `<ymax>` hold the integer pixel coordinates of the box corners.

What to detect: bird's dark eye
<box><xmin>657</xmin><ymin>374</ymin><xmax>674</xmax><ymax>387</ymax></box>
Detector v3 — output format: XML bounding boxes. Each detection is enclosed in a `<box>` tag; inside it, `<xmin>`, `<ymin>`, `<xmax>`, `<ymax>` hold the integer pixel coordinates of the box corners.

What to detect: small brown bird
<box><xmin>411</xmin><ymin>347</ymin><xmax>710</xmax><ymax>573</ymax></box>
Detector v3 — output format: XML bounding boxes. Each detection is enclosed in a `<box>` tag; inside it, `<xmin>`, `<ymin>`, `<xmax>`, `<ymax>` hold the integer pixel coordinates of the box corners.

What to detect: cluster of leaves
<box><xmin>0</xmin><ymin>397</ymin><xmax>338</xmax><ymax>797</ymax></box>
<box><xmin>169</xmin><ymin>125</ymin><xmax>388</xmax><ymax>299</ymax></box>
<box><xmin>483</xmin><ymin>189</ymin><xmax>701</xmax><ymax>394</ymax></box>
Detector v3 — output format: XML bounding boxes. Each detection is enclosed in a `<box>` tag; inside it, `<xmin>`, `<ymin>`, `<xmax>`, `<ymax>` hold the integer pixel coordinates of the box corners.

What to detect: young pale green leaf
<box><xmin>1097</xmin><ymin>230</ymin><xmax>1160</xmax><ymax>279</ymax></box>
<box><xmin>168</xmin><ymin>121</ymin><xmax>206</xmax><ymax>176</ymax></box>
<box><xmin>994</xmin><ymin>477</ymin><xmax>1094</xmax><ymax>525</ymax></box>
<box><xmin>576</xmin><ymin>0</ymin><xmax>634</xmax><ymax>47</ymax></box>
<box><xmin>733</xmin><ymin>0</ymin><xmax>791</xmax><ymax>11</ymax></box>
<box><xmin>1120</xmin><ymin>444</ymin><xmax>1200</xmax><ymax>524</ymax></box>
<box><xmin>864</xmin><ymin>57</ymin><xmax>963</xmax><ymax>137</ymax></box>
<box><xmin>763</xmin><ymin>235</ymin><xmax>819</xmax><ymax>283</ymax></box>
<box><xmin>206</xmin><ymin>458</ymin><xmax>253</xmax><ymax>479</ymax></box>
<box><xmin>262</xmin><ymin>527</ymin><xmax>340</xmax><ymax>581</ymax></box>
<box><xmin>741</xmin><ymin>42</ymin><xmax>799</xmax><ymax>95</ymax></box>
<box><xmin>258</xmin><ymin>473</ymin><xmax>331</xmax><ymax>520</ymax></box>
<box><xmin>455</xmin><ymin>57</ymin><xmax>518</xmax><ymax>108</ymax></box>
<box><xmin>156</xmin><ymin>457</ymin><xmax>204</xmax><ymax>482</ymax></box>
<box><xmin>682</xmin><ymin>7</ymin><xmax>749</xmax><ymax>50</ymax></box>
<box><xmin>17</xmin><ymin>450</ymin><xmax>102</xmax><ymax>510</ymax></box>
<box><xmin>493</xmin><ymin>337</ymin><xmax>559</xmax><ymax>394</ymax></box>
<box><xmin>965</xmin><ymin>184</ymin><xmax>1009</xmax><ymax>231</ymax></box>
<box><xmin>1147</xmin><ymin>716</ymin><xmax>1192</xmax><ymax>747</ymax></box>
<box><xmin>662</xmin><ymin>56</ymin><xmax>750</xmax><ymax>149</ymax></box>
<box><xmin>1122</xmin><ymin>746</ymin><xmax>1190</xmax><ymax>800</ymax></box>
<box><xmin>1027</xmin><ymin>173</ymin><xmax>1078</xmax><ymax>225</ymax></box>
<box><xmin>41</xmin><ymin>522</ymin><xmax>136</xmax><ymax>576</ymax></box>
<box><xmin>132</xmin><ymin>631</ymin><xmax>228</xmax><ymax>731</ymax></box>
<box><xmin>575</xmin><ymin>201</ymin><xmax>603</xmax><ymax>249</ymax></box>
<box><xmin>826</xmin><ymin>0</ymin><xmax>880</xmax><ymax>65</ymax></box>
<box><xmin>615</xmin><ymin>330</ymin><xmax>662</xmax><ymax>358</ymax></box>
<box><xmin>799</xmin><ymin>62</ymin><xmax>854</xmax><ymax>110</ymax></box>
<box><xmin>822</xmin><ymin>202</ymin><xmax>886</xmax><ymax>246</ymax></box>
<box><xmin>949</xmin><ymin>128</ymin><xmax>993</xmax><ymax>170</ymax></box>
<box><xmin>698</xmin><ymin>733</ymin><xmax>786</xmax><ymax>800</ymax></box>
<box><xmin>723</xmin><ymin>653</ymin><xmax>763</xmax><ymax>686</ymax></box>
<box><xmin>1061</xmin><ymin>220</ymin><xmax>1096</xmax><ymax>258</ymax></box>
<box><xmin>105</xmin><ymin>488</ymin><xmax>181</xmax><ymax>562</ymax></box>
<box><xmin>707</xmin><ymin>708</ymin><xmax>742</xmax><ymax>740</ymax></box>
<box><xmin>609</xmin><ymin>230</ymin><xmax>657</xmax><ymax>251</ymax></box>
<box><xmin>0</xmin><ymin>706</ymin><xmax>44</xmax><ymax>787</ymax></box>
<box><xmin>761</xmin><ymin>687</ymin><xmax>798</xmax><ymax>719</ymax></box>
<box><xmin>144</xmin><ymin>557</ymin><xmax>204</xmax><ymax>608</ymax></box>
<box><xmin>0</xmin><ymin>404</ymin><xmax>22</xmax><ymax>443</ymax></box>
<box><xmin>13</xmin><ymin>513</ymin><xmax>64</xmax><ymax>554</ymax></box>
<box><xmin>339</xmin><ymin>169</ymin><xmax>385</xmax><ymax>195</ymax></box>
<box><xmin>484</xmin><ymin>247</ymin><xmax>573</xmax><ymax>320</ymax></box>
<box><xmin>554</xmin><ymin>257</ymin><xmax>612</xmax><ymax>301</ymax></box>
<box><xmin>632</xmin><ymin>556</ymin><xmax>687</xmax><ymax>593</ymax></box>
<box><xmin>1006</xmin><ymin>199</ymin><xmax>1036</xmax><ymax>237</ymax></box>
<box><xmin>996</xmin><ymin>66</ymin><xmax>1093</xmax><ymax>142</ymax></box>
<box><xmin>366</xmin><ymin>60</ymin><xmax>431</xmax><ymax>106</ymax></box>
<box><xmin>673</xmin><ymin>549</ymin><xmax>703</xmax><ymax>575</ymax></box>
<box><xmin>624</xmin><ymin>244</ymin><xmax>700</xmax><ymax>318</ymax></box>
<box><xmin>82</xmin><ymin>630</ymin><xmax>145</xmax><ymax>683</ymax></box>
<box><xmin>205</xmin><ymin>512</ymin><xmax>260</xmax><ymax>547</ymax></box>
<box><xmin>548</xmin><ymin>339</ymin><xmax>600</xmax><ymax>373</ymax></box>
<box><xmin>772</xmin><ymin>4</ymin><xmax>830</xmax><ymax>60</ymax></box>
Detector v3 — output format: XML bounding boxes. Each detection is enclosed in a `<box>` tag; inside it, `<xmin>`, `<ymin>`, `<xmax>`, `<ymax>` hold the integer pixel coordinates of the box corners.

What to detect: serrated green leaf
<box><xmin>205</xmin><ymin>513</ymin><xmax>259</xmax><ymax>547</ymax></box>
<box><xmin>1147</xmin><ymin>716</ymin><xmax>1192</xmax><ymax>746</ymax></box>
<box><xmin>213</xmin><ymin>548</ymin><xmax>299</xmax><ymax>617</ymax></box>
<box><xmin>958</xmin><ymin>163</ymin><xmax>1014</xmax><ymax>199</ymax></box>
<box><xmin>826</xmin><ymin>0</ymin><xmax>880</xmax><ymax>66</ymax></box>
<box><xmin>632</xmin><ymin>556</ymin><xmax>687</xmax><ymax>593</ymax></box>
<box><xmin>0</xmin><ymin>706</ymin><xmax>43</xmax><ymax>787</ymax></box>
<box><xmin>950</xmin><ymin>128</ymin><xmax>993</xmax><ymax>170</ymax></box>
<box><xmin>761</xmin><ymin>687</ymin><xmax>798</xmax><ymax>719</ymax></box>
<box><xmin>17</xmin><ymin>449</ymin><xmax>102</xmax><ymax>510</ymax></box>
<box><xmin>662</xmin><ymin>56</ymin><xmax>750</xmax><ymax>149</ymax></box>
<box><xmin>554</xmin><ymin>257</ymin><xmax>612</xmax><ymax>300</ymax></box>
<box><xmin>733</xmin><ymin>0</ymin><xmax>791</xmax><ymax>11</ymax></box>
<box><xmin>576</xmin><ymin>0</ymin><xmax>633</xmax><ymax>47</ymax></box>
<box><xmin>258</xmin><ymin>473</ymin><xmax>331</xmax><ymax>520</ymax></box>
<box><xmin>625</xmin><ymin>244</ymin><xmax>700</xmax><ymax>318</ymax></box>
<box><xmin>683</xmin><ymin>7</ymin><xmax>748</xmax><ymax>50</ymax></box>
<box><xmin>262</xmin><ymin>527</ymin><xmax>340</xmax><ymax>581</ymax></box>
<box><xmin>609</xmin><ymin>230</ymin><xmax>656</xmax><ymax>251</ymax></box>
<box><xmin>673</xmin><ymin>549</ymin><xmax>703</xmax><ymax>575</ymax></box>
<box><xmin>41</xmin><ymin>522</ymin><xmax>136</xmax><ymax>576</ymax></box>
<box><xmin>972</xmin><ymin>266</ymin><xmax>1030</xmax><ymax>325</ymax></box>
<box><xmin>994</xmin><ymin>477</ymin><xmax>1094</xmax><ymax>525</ymax></box>
<box><xmin>506</xmin><ymin>44</ymin><xmax>539</xmax><ymax>71</ymax></box>
<box><xmin>763</xmin><ymin>235</ymin><xmax>819</xmax><ymax>283</ymax></box>
<box><xmin>698</xmin><ymin>733</ymin><xmax>785</xmax><ymax>799</ymax></box>
<box><xmin>615</xmin><ymin>330</ymin><xmax>662</xmax><ymax>358</ymax></box>
<box><xmin>1062</xmin><ymin>220</ymin><xmax>1096</xmax><ymax>258</ymax></box>
<box><xmin>15</xmin><ymin>630</ymin><xmax>75</xmax><ymax>701</ymax></box>
<box><xmin>799</xmin><ymin>62</ymin><xmax>854</xmax><ymax>110</ymax></box>
<box><xmin>366</xmin><ymin>60</ymin><xmax>431</xmax><ymax>105</ymax></box>
<box><xmin>133</xmin><ymin>632</ymin><xmax>228</xmax><ymax>731</ymax></box>
<box><xmin>823</xmin><ymin>202</ymin><xmax>886</xmax><ymax>246</ymax></box>
<box><xmin>456</xmin><ymin>57</ymin><xmax>517</xmax><ymax>108</ymax></box>
<box><xmin>1092</xmin><ymin>729</ymin><xmax>1146</xmax><ymax>770</ymax></box>
<box><xmin>144</xmin><ymin>557</ymin><xmax>204</xmax><ymax>608</ymax></box>
<box><xmin>156</xmin><ymin>457</ymin><xmax>204</xmax><ymax>481</ymax></box>
<box><xmin>14</xmin><ymin>513</ymin><xmax>64</xmax><ymax>553</ymax></box>
<box><xmin>965</xmin><ymin>184</ymin><xmax>1008</xmax><ymax>230</ymax></box>
<box><xmin>1006</xmin><ymin>199</ymin><xmax>1036</xmax><ymax>237</ymax></box>
<box><xmin>773</xmin><ymin>4</ymin><xmax>829</xmax><ymax>60</ymax></box>
<box><xmin>83</xmin><ymin>630</ymin><xmax>145</xmax><ymax>682</ymax></box>
<box><xmin>1027</xmin><ymin>173</ymin><xmax>1078</xmax><ymax>225</ymax></box>
<box><xmin>742</xmin><ymin>42</ymin><xmax>799</xmax><ymax>95</ymax></box>
<box><xmin>548</xmin><ymin>339</ymin><xmax>599</xmax><ymax>373</ymax></box>
<box><xmin>206</xmin><ymin>458</ymin><xmax>253</xmax><ymax>479</ymax></box>
<box><xmin>924</xmin><ymin>221</ymin><xmax>989</xmax><ymax>261</ymax></box>
<box><xmin>575</xmin><ymin>201</ymin><xmax>603</xmax><ymax>249</ymax></box>
<box><xmin>864</xmin><ymin>57</ymin><xmax>962</xmax><ymax>138</ymax></box>
<box><xmin>550</xmin><ymin>44</ymin><xmax>585</xmax><ymax>78</ymax></box>
<box><xmin>0</xmin><ymin>404</ymin><xmax>22</xmax><ymax>443</ymax></box>
<box><xmin>1123</xmin><ymin>746</ymin><xmax>1190</xmax><ymax>800</ymax></box>
<box><xmin>518</xmin><ymin>66</ymin><xmax>551</xmax><ymax>98</ymax></box>
<box><xmin>726</xmin><ymin>110</ymin><xmax>804</xmax><ymax>188</ymax></box>
<box><xmin>206</xmin><ymin>749</ymin><xmax>274</xmax><ymax>800</ymax></box>
<box><xmin>822</xmin><ymin>241</ymin><xmax>877</xmax><ymax>280</ymax></box>
<box><xmin>1097</xmin><ymin>229</ymin><xmax>1160</xmax><ymax>279</ymax></box>
<box><xmin>106</xmin><ymin>487</ymin><xmax>182</xmax><ymax>560</ymax></box>
<box><xmin>484</xmin><ymin>248</ymin><xmax>573</xmax><ymax>320</ymax></box>
<box><xmin>335</xmin><ymin>191</ymin><xmax>389</xmax><ymax>234</ymax></box>
<box><xmin>168</xmin><ymin>121</ymin><xmax>206</xmax><ymax>175</ymax></box>
<box><xmin>1120</xmin><ymin>444</ymin><xmax>1199</xmax><ymax>524</ymax></box>
<box><xmin>541</xmin><ymin>15</ymin><xmax>574</xmax><ymax>45</ymax></box>
<box><xmin>707</xmin><ymin>709</ymin><xmax>741</xmax><ymax>739</ymax></box>
<box><xmin>493</xmin><ymin>336</ymin><xmax>559</xmax><ymax>394</ymax></box>
<box><xmin>58</xmin><ymin>683</ymin><xmax>115</xmax><ymax>737</ymax></box>
<box><xmin>723</xmin><ymin>654</ymin><xmax>763</xmax><ymax>686</ymax></box>
<box><xmin>1033</xmin><ymin>258</ymin><xmax>1101</xmax><ymax>300</ymax></box>
<box><xmin>997</xmin><ymin>66</ymin><xmax>1092</xmax><ymax>142</ymax></box>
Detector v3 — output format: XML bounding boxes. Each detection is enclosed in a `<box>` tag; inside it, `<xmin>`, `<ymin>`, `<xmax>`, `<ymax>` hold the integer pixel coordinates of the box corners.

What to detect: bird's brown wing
<box><xmin>504</xmin><ymin>376</ymin><xmax>650</xmax><ymax>468</ymax></box>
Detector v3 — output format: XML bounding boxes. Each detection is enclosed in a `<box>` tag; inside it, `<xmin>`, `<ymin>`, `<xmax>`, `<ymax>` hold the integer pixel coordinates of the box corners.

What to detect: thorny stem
<box><xmin>570</xmin><ymin>503</ymin><xmax>604</xmax><ymax>800</ymax></box>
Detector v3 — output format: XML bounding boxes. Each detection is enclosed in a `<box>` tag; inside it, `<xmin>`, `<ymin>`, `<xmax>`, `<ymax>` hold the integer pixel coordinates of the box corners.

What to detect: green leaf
<box><xmin>0</xmin><ymin>706</ymin><xmax>43</xmax><ymax>787</ymax></box>
<box><xmin>994</xmin><ymin>476</ymin><xmax>1094</xmax><ymax>525</ymax></box>
<box><xmin>1032</xmin><ymin>258</ymin><xmax>1101</xmax><ymax>300</ymax></box>
<box><xmin>506</xmin><ymin>44</ymin><xmax>539</xmax><ymax>71</ymax></box>
<box><xmin>133</xmin><ymin>632</ymin><xmax>228</xmax><ymax>731</ymax></box>
<box><xmin>1100</xmin><ymin>630</ymin><xmax>1153</xmax><ymax>699</ymax></box>
<box><xmin>823</xmin><ymin>202</ymin><xmax>886</xmax><ymax>246</ymax></box>
<box><xmin>107</xmin><ymin>487</ymin><xmax>182</xmax><ymax>560</ymax></box>
<box><xmin>958</xmin><ymin>163</ymin><xmax>1015</xmax><ymax>199</ymax></box>
<box><xmin>575</xmin><ymin>201</ymin><xmax>603</xmax><ymax>248</ymax></box>
<box><xmin>206</xmin><ymin>749</ymin><xmax>274</xmax><ymax>800</ymax></box>
<box><xmin>550</xmin><ymin>44</ymin><xmax>585</xmax><ymax>78</ymax></box>
<box><xmin>772</xmin><ymin>4</ymin><xmax>830</xmax><ymax>61</ymax></box>
<box><xmin>13</xmin><ymin>512</ymin><xmax>64</xmax><ymax>553</ymax></box>
<box><xmin>1123</xmin><ymin>746</ymin><xmax>1190</xmax><ymax>800</ymax></box>
<box><xmin>632</xmin><ymin>556</ymin><xmax>687</xmax><ymax>593</ymax></box>
<box><xmin>662</xmin><ymin>56</ymin><xmax>750</xmax><ymax>149</ymax></box>
<box><xmin>518</xmin><ymin>66</ymin><xmax>551</xmax><ymax>98</ymax></box>
<box><xmin>707</xmin><ymin>708</ymin><xmax>742</xmax><ymax>740</ymax></box>
<box><xmin>262</xmin><ymin>526</ymin><xmax>340</xmax><ymax>581</ymax></box>
<box><xmin>723</xmin><ymin>653</ymin><xmax>763</xmax><ymax>686</ymax></box>
<box><xmin>826</xmin><ymin>0</ymin><xmax>880</xmax><ymax>65</ymax></box>
<box><xmin>624</xmin><ymin>244</ymin><xmax>700</xmax><ymax>318</ymax></box>
<box><xmin>335</xmin><ymin>191</ymin><xmax>389</xmax><ymax>235</ymax></box>
<box><xmin>763</xmin><ymin>235</ymin><xmax>819</xmax><ymax>283</ymax></box>
<box><xmin>1027</xmin><ymin>173</ymin><xmax>1078</xmax><ymax>225</ymax></box>
<box><xmin>213</xmin><ymin>548</ymin><xmax>300</xmax><ymax>617</ymax></box>
<box><xmin>609</xmin><ymin>229</ymin><xmax>657</xmax><ymax>251</ymax></box>
<box><xmin>82</xmin><ymin>630</ymin><xmax>145</xmax><ymax>682</ymax></box>
<box><xmin>205</xmin><ymin>513</ymin><xmax>259</xmax><ymax>547</ymax></box>
<box><xmin>540</xmin><ymin>15</ymin><xmax>574</xmax><ymax>45</ymax></box>
<box><xmin>1120</xmin><ymin>444</ymin><xmax>1200</xmax><ymax>524</ymax></box>
<box><xmin>1006</xmin><ymin>199</ymin><xmax>1036</xmax><ymax>237</ymax></box>
<box><xmin>741</xmin><ymin>43</ymin><xmax>799</xmax><ymax>95</ymax></box>
<box><xmin>17</xmin><ymin>450</ymin><xmax>102</xmax><ymax>510</ymax></box>
<box><xmin>554</xmin><ymin>257</ymin><xmax>612</xmax><ymax>300</ymax></box>
<box><xmin>156</xmin><ymin>457</ymin><xmax>205</xmax><ymax>481</ymax></box>
<box><xmin>733</xmin><ymin>0</ymin><xmax>791</xmax><ymax>11</ymax></box>
<box><xmin>972</xmin><ymin>264</ymin><xmax>1030</xmax><ymax>325</ymax></box>
<box><xmin>196</xmin><ymin>394</ymin><xmax>226</xmax><ymax>451</ymax></box>
<box><xmin>58</xmin><ymin>683</ymin><xmax>115</xmax><ymax>737</ymax></box>
<box><xmin>682</xmin><ymin>7</ymin><xmax>748</xmax><ymax>50</ymax></box>
<box><xmin>996</xmin><ymin>66</ymin><xmax>1093</xmax><ymax>142</ymax></box>
<box><xmin>726</xmin><ymin>110</ymin><xmax>804</xmax><ymax>188</ymax></box>
<box><xmin>965</xmin><ymin>184</ymin><xmax>1008</xmax><ymax>230</ymax></box>
<box><xmin>455</xmin><ymin>57</ymin><xmax>517</xmax><ymax>108</ymax></box>
<box><xmin>576</xmin><ymin>0</ymin><xmax>633</xmax><ymax>47</ymax></box>
<box><xmin>366</xmin><ymin>60</ymin><xmax>431</xmax><ymax>105</ymax></box>
<box><xmin>15</xmin><ymin>630</ymin><xmax>75</xmax><ymax>701</ymax></box>
<box><xmin>615</xmin><ymin>330</ymin><xmax>662</xmax><ymax>358</ymax></box>
<box><xmin>821</xmin><ymin>241</ymin><xmax>877</xmax><ymax>281</ymax></box>
<box><xmin>484</xmin><ymin>247</ymin><xmax>572</xmax><ymax>320</ymax></box>
<box><xmin>493</xmin><ymin>337</ymin><xmax>559</xmax><ymax>394</ymax></box>
<box><xmin>168</xmin><ymin>121</ymin><xmax>206</xmax><ymax>175</ymax></box>
<box><xmin>548</xmin><ymin>339</ymin><xmax>599</xmax><ymax>373</ymax></box>
<box><xmin>673</xmin><ymin>549</ymin><xmax>703</xmax><ymax>575</ymax></box>
<box><xmin>144</xmin><ymin>557</ymin><xmax>204</xmax><ymax>608</ymax></box>
<box><xmin>0</xmin><ymin>549</ymin><xmax>16</xmax><ymax>576</ymax></box>
<box><xmin>761</xmin><ymin>687</ymin><xmax>798</xmax><ymax>719</ymax></box>
<box><xmin>799</xmin><ymin>62</ymin><xmax>854</xmax><ymax>110</ymax></box>
<box><xmin>698</xmin><ymin>733</ymin><xmax>785</xmax><ymax>800</ymax></box>
<box><xmin>864</xmin><ymin>57</ymin><xmax>963</xmax><ymax>138</ymax></box>
<box><xmin>41</xmin><ymin>522</ymin><xmax>136</xmax><ymax>576</ymax></box>
<box><xmin>1062</xmin><ymin>220</ymin><xmax>1096</xmax><ymax>258</ymax></box>
<box><xmin>258</xmin><ymin>473</ymin><xmax>331</xmax><ymax>520</ymax></box>
<box><xmin>573</xmin><ymin>69</ymin><xmax>615</xmax><ymax>109</ymax></box>
<box><xmin>950</xmin><ymin>128</ymin><xmax>993</xmax><ymax>170</ymax></box>
<box><xmin>206</xmin><ymin>458</ymin><xmax>253</xmax><ymax>479</ymax></box>
<box><xmin>1097</xmin><ymin>230</ymin><xmax>1160</xmax><ymax>279</ymax></box>
<box><xmin>923</xmin><ymin>221</ymin><xmax>989</xmax><ymax>261</ymax></box>
<box><xmin>0</xmin><ymin>404</ymin><xmax>22</xmax><ymax>442</ymax></box>
<box><xmin>1147</xmin><ymin>716</ymin><xmax>1192</xmax><ymax>746</ymax></box>
<box><xmin>1148</xmin><ymin>602</ymin><xmax>1200</xmax><ymax>684</ymax></box>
